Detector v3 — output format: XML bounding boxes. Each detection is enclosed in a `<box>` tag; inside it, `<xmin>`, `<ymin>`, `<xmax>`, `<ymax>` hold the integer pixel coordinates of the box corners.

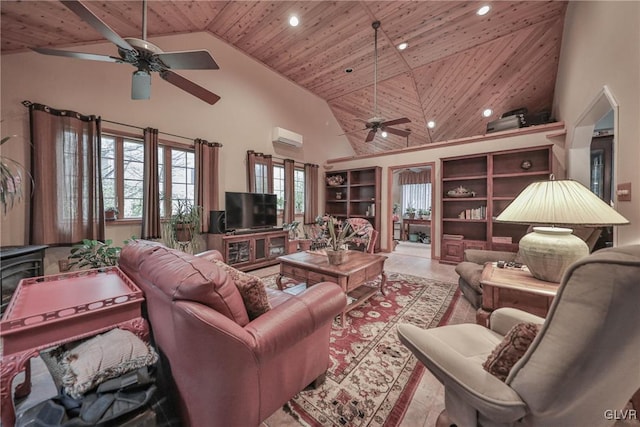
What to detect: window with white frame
<box><xmin>273</xmin><ymin>164</ymin><xmax>285</xmax><ymax>210</ymax></box>
<box><xmin>294</xmin><ymin>168</ymin><xmax>305</xmax><ymax>214</ymax></box>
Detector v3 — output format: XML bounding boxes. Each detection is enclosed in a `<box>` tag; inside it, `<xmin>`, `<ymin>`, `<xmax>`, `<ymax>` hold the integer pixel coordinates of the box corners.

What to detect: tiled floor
<box><xmin>10</xmin><ymin>247</ymin><xmax>472</xmax><ymax>427</ymax></box>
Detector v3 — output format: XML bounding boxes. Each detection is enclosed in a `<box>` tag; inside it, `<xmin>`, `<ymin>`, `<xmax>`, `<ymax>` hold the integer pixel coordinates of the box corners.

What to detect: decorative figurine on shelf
<box><xmin>446</xmin><ymin>186</ymin><xmax>475</xmax><ymax>198</ymax></box>
<box><xmin>326</xmin><ymin>175</ymin><xmax>345</xmax><ymax>186</ymax></box>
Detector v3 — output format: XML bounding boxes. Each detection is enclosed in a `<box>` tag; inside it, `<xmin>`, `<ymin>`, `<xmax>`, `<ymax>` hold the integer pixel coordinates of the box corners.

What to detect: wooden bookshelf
<box><xmin>440</xmin><ymin>146</ymin><xmax>552</xmax><ymax>264</ymax></box>
<box><xmin>325</xmin><ymin>167</ymin><xmax>381</xmax><ymax>251</ymax></box>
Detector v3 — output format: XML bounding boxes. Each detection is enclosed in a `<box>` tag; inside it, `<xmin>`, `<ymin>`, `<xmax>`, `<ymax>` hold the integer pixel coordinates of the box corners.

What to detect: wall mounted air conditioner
<box><xmin>272</xmin><ymin>127</ymin><xmax>303</xmax><ymax>148</ymax></box>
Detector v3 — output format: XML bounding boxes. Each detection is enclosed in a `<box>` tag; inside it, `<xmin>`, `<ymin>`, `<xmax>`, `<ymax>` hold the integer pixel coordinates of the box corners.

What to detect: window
<box><xmin>402</xmin><ymin>183</ymin><xmax>432</xmax><ymax>213</ymax></box>
<box><xmin>294</xmin><ymin>168</ymin><xmax>305</xmax><ymax>214</ymax></box>
<box><xmin>273</xmin><ymin>165</ymin><xmax>285</xmax><ymax>210</ymax></box>
<box><xmin>254</xmin><ymin>163</ymin><xmax>268</xmax><ymax>194</ymax></box>
<box><xmin>100</xmin><ymin>133</ymin><xmax>194</xmax><ymax>219</ymax></box>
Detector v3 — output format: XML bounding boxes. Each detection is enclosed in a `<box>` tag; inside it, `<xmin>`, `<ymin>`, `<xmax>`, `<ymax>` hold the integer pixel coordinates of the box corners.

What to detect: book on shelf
<box><xmin>458</xmin><ymin>205</ymin><xmax>486</xmax><ymax>220</ymax></box>
<box><xmin>491</xmin><ymin>236</ymin><xmax>513</xmax><ymax>244</ymax></box>
<box><xmin>443</xmin><ymin>234</ymin><xmax>464</xmax><ymax>240</ymax></box>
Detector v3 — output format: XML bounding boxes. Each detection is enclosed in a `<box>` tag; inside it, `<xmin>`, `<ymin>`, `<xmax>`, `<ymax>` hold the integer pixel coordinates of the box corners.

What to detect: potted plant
<box><xmin>283</xmin><ymin>221</ymin><xmax>300</xmax><ymax>253</ymax></box>
<box><xmin>169</xmin><ymin>199</ymin><xmax>202</xmax><ymax>243</ymax></box>
<box><xmin>105</xmin><ymin>206</ymin><xmax>119</xmax><ymax>221</ymax></box>
<box><xmin>320</xmin><ymin>215</ymin><xmax>358</xmax><ymax>265</ymax></box>
<box><xmin>68</xmin><ymin>239</ymin><xmax>122</xmax><ymax>269</ymax></box>
<box><xmin>1</xmin><ymin>135</ymin><xmax>29</xmax><ymax>215</ymax></box>
<box><xmin>392</xmin><ymin>203</ymin><xmax>401</xmax><ymax>222</ymax></box>
<box><xmin>405</xmin><ymin>206</ymin><xmax>416</xmax><ymax>219</ymax></box>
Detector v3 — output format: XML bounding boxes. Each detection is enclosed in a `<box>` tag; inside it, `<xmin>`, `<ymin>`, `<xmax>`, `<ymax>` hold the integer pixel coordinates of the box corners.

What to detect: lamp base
<box><xmin>518</xmin><ymin>226</ymin><xmax>589</xmax><ymax>283</ymax></box>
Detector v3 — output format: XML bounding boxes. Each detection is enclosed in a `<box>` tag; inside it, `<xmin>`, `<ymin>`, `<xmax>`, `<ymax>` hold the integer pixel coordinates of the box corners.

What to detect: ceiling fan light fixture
<box><xmin>289</xmin><ymin>16</ymin><xmax>300</xmax><ymax>27</ymax></box>
<box><xmin>477</xmin><ymin>5</ymin><xmax>491</xmax><ymax>16</ymax></box>
<box><xmin>427</xmin><ymin>120</ymin><xmax>436</xmax><ymax>129</ymax></box>
<box><xmin>397</xmin><ymin>42</ymin><xmax>408</xmax><ymax>51</ymax></box>
<box><xmin>131</xmin><ymin>70</ymin><xmax>151</xmax><ymax>100</ymax></box>
<box><xmin>381</xmin><ymin>131</ymin><xmax>388</xmax><ymax>138</ymax></box>
<box><xmin>483</xmin><ymin>108</ymin><xmax>493</xmax><ymax>117</ymax></box>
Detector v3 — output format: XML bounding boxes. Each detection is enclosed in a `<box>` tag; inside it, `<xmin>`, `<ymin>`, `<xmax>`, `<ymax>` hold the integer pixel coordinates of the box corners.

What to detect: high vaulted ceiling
<box><xmin>1</xmin><ymin>1</ymin><xmax>567</xmax><ymax>155</ymax></box>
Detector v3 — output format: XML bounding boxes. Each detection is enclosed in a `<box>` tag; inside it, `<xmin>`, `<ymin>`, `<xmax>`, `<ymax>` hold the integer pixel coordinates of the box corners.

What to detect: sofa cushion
<box><xmin>454</xmin><ymin>262</ymin><xmax>484</xmax><ymax>293</ymax></box>
<box><xmin>60</xmin><ymin>328</ymin><xmax>158</xmax><ymax>399</ymax></box>
<box><xmin>121</xmin><ymin>241</ymin><xmax>250</xmax><ymax>326</ymax></box>
<box><xmin>483</xmin><ymin>322</ymin><xmax>540</xmax><ymax>381</ymax></box>
<box><xmin>212</xmin><ymin>259</ymin><xmax>272</xmax><ymax>320</ymax></box>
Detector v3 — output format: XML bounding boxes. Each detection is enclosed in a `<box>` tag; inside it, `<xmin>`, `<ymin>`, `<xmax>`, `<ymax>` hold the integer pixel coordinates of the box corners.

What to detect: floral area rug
<box><xmin>261</xmin><ymin>272</ymin><xmax>461</xmax><ymax>427</ymax></box>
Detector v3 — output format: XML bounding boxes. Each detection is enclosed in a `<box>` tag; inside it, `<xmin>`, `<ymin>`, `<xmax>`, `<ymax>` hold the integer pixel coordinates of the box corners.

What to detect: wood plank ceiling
<box><xmin>1</xmin><ymin>1</ymin><xmax>567</xmax><ymax>155</ymax></box>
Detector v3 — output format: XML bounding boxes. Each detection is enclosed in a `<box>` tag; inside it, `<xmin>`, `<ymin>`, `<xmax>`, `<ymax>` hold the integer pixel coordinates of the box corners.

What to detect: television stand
<box><xmin>206</xmin><ymin>229</ymin><xmax>289</xmax><ymax>271</ymax></box>
<box><xmin>232</xmin><ymin>227</ymin><xmax>282</xmax><ymax>235</ymax></box>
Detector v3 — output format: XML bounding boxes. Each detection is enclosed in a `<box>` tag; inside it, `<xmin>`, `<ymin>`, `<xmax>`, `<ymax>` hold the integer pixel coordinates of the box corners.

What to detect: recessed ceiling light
<box><xmin>289</xmin><ymin>16</ymin><xmax>299</xmax><ymax>27</ymax></box>
<box><xmin>427</xmin><ymin>120</ymin><xmax>436</xmax><ymax>129</ymax></box>
<box><xmin>477</xmin><ymin>5</ymin><xmax>491</xmax><ymax>16</ymax></box>
<box><xmin>483</xmin><ymin>108</ymin><xmax>493</xmax><ymax>118</ymax></box>
<box><xmin>344</xmin><ymin>67</ymin><xmax>354</xmax><ymax>73</ymax></box>
<box><xmin>397</xmin><ymin>42</ymin><xmax>408</xmax><ymax>51</ymax></box>
<box><xmin>381</xmin><ymin>131</ymin><xmax>388</xmax><ymax>138</ymax></box>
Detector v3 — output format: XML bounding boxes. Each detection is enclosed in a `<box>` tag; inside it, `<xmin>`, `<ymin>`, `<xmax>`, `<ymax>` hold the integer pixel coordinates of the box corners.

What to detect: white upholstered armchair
<box><xmin>398</xmin><ymin>245</ymin><xmax>640</xmax><ymax>427</ymax></box>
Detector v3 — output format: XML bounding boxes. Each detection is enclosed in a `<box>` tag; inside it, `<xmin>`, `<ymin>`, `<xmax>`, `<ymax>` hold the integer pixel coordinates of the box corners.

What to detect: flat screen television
<box><xmin>225</xmin><ymin>192</ymin><xmax>278</xmax><ymax>230</ymax></box>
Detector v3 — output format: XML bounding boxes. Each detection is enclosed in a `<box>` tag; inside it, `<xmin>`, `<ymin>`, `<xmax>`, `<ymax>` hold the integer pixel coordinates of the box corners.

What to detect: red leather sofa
<box><xmin>119</xmin><ymin>240</ymin><xmax>346</xmax><ymax>426</ymax></box>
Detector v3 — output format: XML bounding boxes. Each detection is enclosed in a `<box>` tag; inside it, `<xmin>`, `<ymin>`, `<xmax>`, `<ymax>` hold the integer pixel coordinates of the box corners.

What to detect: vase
<box><xmin>326</xmin><ymin>249</ymin><xmax>347</xmax><ymax>265</ymax></box>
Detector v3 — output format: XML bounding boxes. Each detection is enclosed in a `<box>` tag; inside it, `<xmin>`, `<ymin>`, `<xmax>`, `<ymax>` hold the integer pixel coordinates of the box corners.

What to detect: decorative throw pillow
<box><xmin>61</xmin><ymin>328</ymin><xmax>158</xmax><ymax>399</ymax></box>
<box><xmin>212</xmin><ymin>260</ymin><xmax>272</xmax><ymax>320</ymax></box>
<box><xmin>483</xmin><ymin>322</ymin><xmax>541</xmax><ymax>381</ymax></box>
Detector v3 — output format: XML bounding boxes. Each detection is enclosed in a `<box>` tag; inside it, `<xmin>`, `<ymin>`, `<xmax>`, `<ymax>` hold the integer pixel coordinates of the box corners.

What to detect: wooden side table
<box><xmin>0</xmin><ymin>267</ymin><xmax>149</xmax><ymax>426</ymax></box>
<box><xmin>476</xmin><ymin>263</ymin><xmax>560</xmax><ymax>326</ymax></box>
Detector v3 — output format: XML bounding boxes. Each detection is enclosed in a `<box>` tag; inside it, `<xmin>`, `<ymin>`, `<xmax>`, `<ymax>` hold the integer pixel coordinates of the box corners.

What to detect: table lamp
<box><xmin>496</xmin><ymin>176</ymin><xmax>629</xmax><ymax>282</ymax></box>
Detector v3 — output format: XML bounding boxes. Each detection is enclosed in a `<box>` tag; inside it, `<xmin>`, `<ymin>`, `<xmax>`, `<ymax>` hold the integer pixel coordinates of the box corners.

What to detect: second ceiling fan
<box><xmin>357</xmin><ymin>21</ymin><xmax>411</xmax><ymax>143</ymax></box>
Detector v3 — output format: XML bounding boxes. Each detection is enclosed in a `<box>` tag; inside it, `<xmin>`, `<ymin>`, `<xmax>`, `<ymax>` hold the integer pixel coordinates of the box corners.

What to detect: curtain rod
<box><xmin>22</xmin><ymin>100</ymin><xmax>222</xmax><ymax>146</ymax></box>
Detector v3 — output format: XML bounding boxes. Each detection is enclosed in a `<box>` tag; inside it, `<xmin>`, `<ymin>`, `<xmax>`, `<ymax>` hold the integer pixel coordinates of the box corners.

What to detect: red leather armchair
<box><xmin>119</xmin><ymin>240</ymin><xmax>346</xmax><ymax>427</ymax></box>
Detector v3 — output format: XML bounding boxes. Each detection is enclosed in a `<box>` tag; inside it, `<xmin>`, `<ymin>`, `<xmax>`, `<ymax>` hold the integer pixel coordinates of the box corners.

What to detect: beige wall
<box><xmin>0</xmin><ymin>32</ymin><xmax>353</xmax><ymax>250</ymax></box>
<box><xmin>554</xmin><ymin>1</ymin><xmax>640</xmax><ymax>246</ymax></box>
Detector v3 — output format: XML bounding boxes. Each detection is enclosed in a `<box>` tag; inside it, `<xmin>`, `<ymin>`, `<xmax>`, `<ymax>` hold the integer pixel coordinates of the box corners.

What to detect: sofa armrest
<box><xmin>489</xmin><ymin>307</ymin><xmax>545</xmax><ymax>336</ymax></box>
<box><xmin>464</xmin><ymin>249</ymin><xmax>517</xmax><ymax>264</ymax></box>
<box><xmin>244</xmin><ymin>282</ymin><xmax>346</xmax><ymax>355</ymax></box>
<box><xmin>397</xmin><ymin>323</ymin><xmax>527</xmax><ymax>422</ymax></box>
<box><xmin>196</xmin><ymin>249</ymin><xmax>224</xmax><ymax>262</ymax></box>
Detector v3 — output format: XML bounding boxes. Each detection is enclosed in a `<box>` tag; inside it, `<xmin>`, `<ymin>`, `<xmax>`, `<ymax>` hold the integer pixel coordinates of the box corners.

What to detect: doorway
<box><xmin>387</xmin><ymin>163</ymin><xmax>435</xmax><ymax>259</ymax></box>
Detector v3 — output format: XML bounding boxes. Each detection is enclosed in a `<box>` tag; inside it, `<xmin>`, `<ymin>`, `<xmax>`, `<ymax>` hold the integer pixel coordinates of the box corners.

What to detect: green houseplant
<box><xmin>165</xmin><ymin>199</ymin><xmax>203</xmax><ymax>251</ymax></box>
<box><xmin>1</xmin><ymin>135</ymin><xmax>28</xmax><ymax>215</ymax></box>
<box><xmin>321</xmin><ymin>215</ymin><xmax>358</xmax><ymax>265</ymax></box>
<box><xmin>104</xmin><ymin>206</ymin><xmax>119</xmax><ymax>221</ymax></box>
<box><xmin>68</xmin><ymin>239</ymin><xmax>122</xmax><ymax>269</ymax></box>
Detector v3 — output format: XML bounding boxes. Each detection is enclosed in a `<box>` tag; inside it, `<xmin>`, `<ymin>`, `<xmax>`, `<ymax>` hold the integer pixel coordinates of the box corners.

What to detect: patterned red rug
<box><xmin>261</xmin><ymin>272</ymin><xmax>461</xmax><ymax>427</ymax></box>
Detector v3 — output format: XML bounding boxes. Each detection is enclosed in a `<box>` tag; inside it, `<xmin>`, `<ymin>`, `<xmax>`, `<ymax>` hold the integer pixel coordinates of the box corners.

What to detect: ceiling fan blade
<box><xmin>32</xmin><ymin>47</ymin><xmax>122</xmax><ymax>63</ymax></box>
<box><xmin>61</xmin><ymin>0</ymin><xmax>134</xmax><ymax>52</ymax></box>
<box><xmin>132</xmin><ymin>70</ymin><xmax>151</xmax><ymax>100</ymax></box>
<box><xmin>384</xmin><ymin>127</ymin><xmax>411</xmax><ymax>138</ymax></box>
<box><xmin>160</xmin><ymin>71</ymin><xmax>221</xmax><ymax>105</ymax></box>
<box><xmin>381</xmin><ymin>117</ymin><xmax>411</xmax><ymax>127</ymax></box>
<box><xmin>156</xmin><ymin>50</ymin><xmax>219</xmax><ymax>70</ymax></box>
<box><xmin>338</xmin><ymin>127</ymin><xmax>368</xmax><ymax>136</ymax></box>
<box><xmin>365</xmin><ymin>130</ymin><xmax>376</xmax><ymax>142</ymax></box>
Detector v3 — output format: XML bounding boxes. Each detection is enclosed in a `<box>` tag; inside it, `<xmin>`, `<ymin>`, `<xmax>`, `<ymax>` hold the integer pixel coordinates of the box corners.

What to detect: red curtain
<box><xmin>29</xmin><ymin>103</ymin><xmax>104</xmax><ymax>244</ymax></box>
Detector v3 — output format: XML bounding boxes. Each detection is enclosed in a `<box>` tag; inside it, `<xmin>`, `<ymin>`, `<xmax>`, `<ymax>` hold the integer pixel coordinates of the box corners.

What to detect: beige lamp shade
<box><xmin>496</xmin><ymin>179</ymin><xmax>629</xmax><ymax>282</ymax></box>
<box><xmin>496</xmin><ymin>179</ymin><xmax>629</xmax><ymax>226</ymax></box>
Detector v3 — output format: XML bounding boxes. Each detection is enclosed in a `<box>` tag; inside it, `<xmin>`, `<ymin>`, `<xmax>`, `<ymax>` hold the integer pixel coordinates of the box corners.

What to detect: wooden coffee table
<box><xmin>276</xmin><ymin>250</ymin><xmax>387</xmax><ymax>326</ymax></box>
<box><xmin>477</xmin><ymin>262</ymin><xmax>560</xmax><ymax>326</ymax></box>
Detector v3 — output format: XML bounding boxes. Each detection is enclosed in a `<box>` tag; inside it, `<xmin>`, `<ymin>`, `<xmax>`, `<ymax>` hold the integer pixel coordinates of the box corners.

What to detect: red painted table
<box><xmin>0</xmin><ymin>267</ymin><xmax>148</xmax><ymax>426</ymax></box>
